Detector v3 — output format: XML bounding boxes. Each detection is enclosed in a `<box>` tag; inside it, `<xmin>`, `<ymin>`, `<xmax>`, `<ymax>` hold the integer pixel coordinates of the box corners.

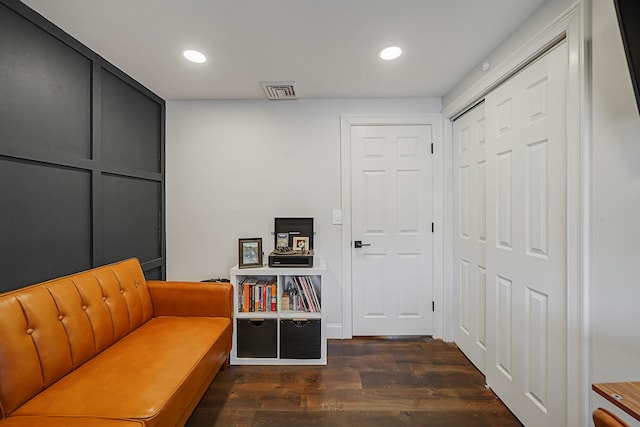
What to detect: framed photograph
<box><xmin>292</xmin><ymin>236</ymin><xmax>309</xmax><ymax>251</ymax></box>
<box><xmin>239</xmin><ymin>238</ymin><xmax>262</xmax><ymax>268</ymax></box>
<box><xmin>276</xmin><ymin>232</ymin><xmax>289</xmax><ymax>249</ymax></box>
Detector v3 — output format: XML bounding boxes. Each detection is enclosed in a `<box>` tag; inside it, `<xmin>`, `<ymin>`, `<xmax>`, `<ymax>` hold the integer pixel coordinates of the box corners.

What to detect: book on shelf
<box><xmin>303</xmin><ymin>276</ymin><xmax>321</xmax><ymax>312</ymax></box>
<box><xmin>239</xmin><ymin>277</ymin><xmax>277</xmax><ymax>313</ymax></box>
<box><xmin>295</xmin><ymin>276</ymin><xmax>314</xmax><ymax>312</ymax></box>
<box><xmin>271</xmin><ymin>283</ymin><xmax>277</xmax><ymax>311</ymax></box>
<box><xmin>285</xmin><ymin>276</ymin><xmax>321</xmax><ymax>313</ymax></box>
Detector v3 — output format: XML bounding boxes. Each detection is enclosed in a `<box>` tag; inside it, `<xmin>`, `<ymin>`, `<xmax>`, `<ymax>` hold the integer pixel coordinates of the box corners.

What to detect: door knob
<box><xmin>354</xmin><ymin>240</ymin><xmax>371</xmax><ymax>248</ymax></box>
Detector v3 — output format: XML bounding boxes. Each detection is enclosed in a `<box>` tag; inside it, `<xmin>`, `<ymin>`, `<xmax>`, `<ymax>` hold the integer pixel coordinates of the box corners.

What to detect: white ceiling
<box><xmin>20</xmin><ymin>0</ymin><xmax>549</xmax><ymax>101</ymax></box>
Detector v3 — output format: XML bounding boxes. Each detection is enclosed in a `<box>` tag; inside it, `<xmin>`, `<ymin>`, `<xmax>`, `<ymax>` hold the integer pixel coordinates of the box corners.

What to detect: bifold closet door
<box><xmin>452</xmin><ymin>102</ymin><xmax>487</xmax><ymax>374</ymax></box>
<box><xmin>484</xmin><ymin>41</ymin><xmax>568</xmax><ymax>427</ymax></box>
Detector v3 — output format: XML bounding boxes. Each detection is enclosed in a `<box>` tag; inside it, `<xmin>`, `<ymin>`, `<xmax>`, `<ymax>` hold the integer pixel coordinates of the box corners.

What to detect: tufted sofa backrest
<box><xmin>0</xmin><ymin>258</ymin><xmax>153</xmax><ymax>418</ymax></box>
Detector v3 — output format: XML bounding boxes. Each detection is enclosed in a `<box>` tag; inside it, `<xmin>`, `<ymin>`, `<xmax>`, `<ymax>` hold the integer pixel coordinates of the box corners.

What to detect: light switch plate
<box><xmin>332</xmin><ymin>209</ymin><xmax>342</xmax><ymax>225</ymax></box>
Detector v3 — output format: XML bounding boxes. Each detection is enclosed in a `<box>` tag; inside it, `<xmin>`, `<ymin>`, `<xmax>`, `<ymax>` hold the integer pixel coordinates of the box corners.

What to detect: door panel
<box><xmin>485</xmin><ymin>41</ymin><xmax>567</xmax><ymax>426</ymax></box>
<box><xmin>453</xmin><ymin>102</ymin><xmax>487</xmax><ymax>373</ymax></box>
<box><xmin>351</xmin><ymin>125</ymin><xmax>433</xmax><ymax>336</ymax></box>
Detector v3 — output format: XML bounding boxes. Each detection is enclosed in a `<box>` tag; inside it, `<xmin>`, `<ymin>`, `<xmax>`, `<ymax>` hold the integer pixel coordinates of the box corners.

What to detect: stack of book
<box><xmin>239</xmin><ymin>278</ymin><xmax>277</xmax><ymax>312</ymax></box>
<box><xmin>284</xmin><ymin>276</ymin><xmax>321</xmax><ymax>313</ymax></box>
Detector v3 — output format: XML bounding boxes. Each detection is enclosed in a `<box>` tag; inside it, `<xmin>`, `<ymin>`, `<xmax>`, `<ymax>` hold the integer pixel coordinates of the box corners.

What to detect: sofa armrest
<box><xmin>147</xmin><ymin>281</ymin><xmax>233</xmax><ymax>318</ymax></box>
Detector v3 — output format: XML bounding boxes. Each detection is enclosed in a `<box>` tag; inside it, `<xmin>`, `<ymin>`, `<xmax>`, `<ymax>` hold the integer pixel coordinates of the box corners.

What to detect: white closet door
<box><xmin>452</xmin><ymin>102</ymin><xmax>487</xmax><ymax>373</ymax></box>
<box><xmin>485</xmin><ymin>41</ymin><xmax>568</xmax><ymax>426</ymax></box>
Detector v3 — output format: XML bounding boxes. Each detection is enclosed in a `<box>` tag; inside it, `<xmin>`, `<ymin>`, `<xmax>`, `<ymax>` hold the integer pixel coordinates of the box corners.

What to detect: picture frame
<box><xmin>276</xmin><ymin>232</ymin><xmax>289</xmax><ymax>249</ymax></box>
<box><xmin>292</xmin><ymin>236</ymin><xmax>309</xmax><ymax>251</ymax></box>
<box><xmin>239</xmin><ymin>238</ymin><xmax>263</xmax><ymax>268</ymax></box>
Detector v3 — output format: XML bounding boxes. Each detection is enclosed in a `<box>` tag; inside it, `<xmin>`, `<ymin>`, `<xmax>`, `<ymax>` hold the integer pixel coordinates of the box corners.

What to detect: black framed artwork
<box><xmin>239</xmin><ymin>238</ymin><xmax>262</xmax><ymax>268</ymax></box>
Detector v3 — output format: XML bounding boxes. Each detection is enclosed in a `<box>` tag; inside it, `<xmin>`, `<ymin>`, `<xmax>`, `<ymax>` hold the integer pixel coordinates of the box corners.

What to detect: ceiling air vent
<box><xmin>261</xmin><ymin>81</ymin><xmax>297</xmax><ymax>100</ymax></box>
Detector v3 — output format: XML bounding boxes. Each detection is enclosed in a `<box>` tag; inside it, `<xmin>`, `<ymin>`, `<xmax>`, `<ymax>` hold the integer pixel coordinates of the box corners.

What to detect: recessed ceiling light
<box><xmin>379</xmin><ymin>46</ymin><xmax>402</xmax><ymax>61</ymax></box>
<box><xmin>182</xmin><ymin>49</ymin><xmax>207</xmax><ymax>64</ymax></box>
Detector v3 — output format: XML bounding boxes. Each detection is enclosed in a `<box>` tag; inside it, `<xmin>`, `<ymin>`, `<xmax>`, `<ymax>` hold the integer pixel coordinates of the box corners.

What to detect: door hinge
<box><xmin>432</xmin><ymin>301</ymin><xmax>435</xmax><ymax>312</ymax></box>
<box><xmin>431</xmin><ymin>143</ymin><xmax>434</xmax><ymax>154</ymax></box>
<box><xmin>431</xmin><ymin>222</ymin><xmax>434</xmax><ymax>233</ymax></box>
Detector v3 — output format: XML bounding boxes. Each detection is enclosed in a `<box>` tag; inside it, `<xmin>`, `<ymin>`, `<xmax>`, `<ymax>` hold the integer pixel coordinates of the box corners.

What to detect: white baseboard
<box><xmin>326</xmin><ymin>323</ymin><xmax>344</xmax><ymax>339</ymax></box>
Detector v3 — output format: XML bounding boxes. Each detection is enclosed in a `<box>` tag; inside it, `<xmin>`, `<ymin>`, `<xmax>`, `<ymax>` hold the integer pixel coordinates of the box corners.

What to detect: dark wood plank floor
<box><xmin>186</xmin><ymin>337</ymin><xmax>523</xmax><ymax>427</ymax></box>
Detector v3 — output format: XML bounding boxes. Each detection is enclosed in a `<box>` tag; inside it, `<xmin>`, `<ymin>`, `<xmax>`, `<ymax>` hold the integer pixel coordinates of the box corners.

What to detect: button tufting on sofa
<box><xmin>0</xmin><ymin>257</ymin><xmax>233</xmax><ymax>427</ymax></box>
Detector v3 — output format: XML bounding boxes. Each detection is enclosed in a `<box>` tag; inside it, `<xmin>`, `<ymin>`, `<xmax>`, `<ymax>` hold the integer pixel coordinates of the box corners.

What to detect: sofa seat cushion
<box><xmin>0</xmin><ymin>417</ymin><xmax>144</xmax><ymax>426</ymax></box>
<box><xmin>12</xmin><ymin>316</ymin><xmax>232</xmax><ymax>427</ymax></box>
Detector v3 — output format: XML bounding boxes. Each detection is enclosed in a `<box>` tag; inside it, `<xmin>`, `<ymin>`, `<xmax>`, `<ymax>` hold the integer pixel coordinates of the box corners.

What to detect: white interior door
<box><xmin>351</xmin><ymin>125</ymin><xmax>433</xmax><ymax>336</ymax></box>
<box><xmin>452</xmin><ymin>102</ymin><xmax>487</xmax><ymax>373</ymax></box>
<box><xmin>484</xmin><ymin>42</ymin><xmax>568</xmax><ymax>426</ymax></box>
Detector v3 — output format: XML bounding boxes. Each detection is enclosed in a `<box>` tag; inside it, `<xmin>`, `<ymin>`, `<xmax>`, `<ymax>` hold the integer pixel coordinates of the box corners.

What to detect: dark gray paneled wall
<box><xmin>0</xmin><ymin>0</ymin><xmax>165</xmax><ymax>292</ymax></box>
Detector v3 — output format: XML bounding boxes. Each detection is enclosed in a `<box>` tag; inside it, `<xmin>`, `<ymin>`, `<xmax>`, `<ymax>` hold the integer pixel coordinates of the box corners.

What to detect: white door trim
<box><xmin>441</xmin><ymin>3</ymin><xmax>589</xmax><ymax>426</ymax></box>
<box><xmin>340</xmin><ymin>114</ymin><xmax>443</xmax><ymax>339</ymax></box>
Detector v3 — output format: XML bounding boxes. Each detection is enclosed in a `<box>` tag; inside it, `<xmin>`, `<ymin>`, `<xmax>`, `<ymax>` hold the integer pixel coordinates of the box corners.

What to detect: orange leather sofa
<box><xmin>0</xmin><ymin>258</ymin><xmax>233</xmax><ymax>427</ymax></box>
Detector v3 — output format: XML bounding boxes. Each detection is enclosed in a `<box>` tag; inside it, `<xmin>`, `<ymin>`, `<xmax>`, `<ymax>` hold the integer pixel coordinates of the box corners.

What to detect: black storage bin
<box><xmin>280</xmin><ymin>319</ymin><xmax>321</xmax><ymax>359</ymax></box>
<box><xmin>236</xmin><ymin>318</ymin><xmax>277</xmax><ymax>358</ymax></box>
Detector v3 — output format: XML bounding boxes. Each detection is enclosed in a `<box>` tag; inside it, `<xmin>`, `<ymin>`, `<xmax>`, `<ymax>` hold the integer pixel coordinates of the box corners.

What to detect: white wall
<box><xmin>443</xmin><ymin>0</ymin><xmax>575</xmax><ymax>113</ymax></box>
<box><xmin>590</xmin><ymin>0</ymin><xmax>640</xmax><ymax>425</ymax></box>
<box><xmin>166</xmin><ymin>98</ymin><xmax>441</xmax><ymax>336</ymax></box>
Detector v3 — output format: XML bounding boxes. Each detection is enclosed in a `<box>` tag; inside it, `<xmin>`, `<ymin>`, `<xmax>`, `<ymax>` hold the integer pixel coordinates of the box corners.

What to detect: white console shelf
<box><xmin>230</xmin><ymin>260</ymin><xmax>326</xmax><ymax>365</ymax></box>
